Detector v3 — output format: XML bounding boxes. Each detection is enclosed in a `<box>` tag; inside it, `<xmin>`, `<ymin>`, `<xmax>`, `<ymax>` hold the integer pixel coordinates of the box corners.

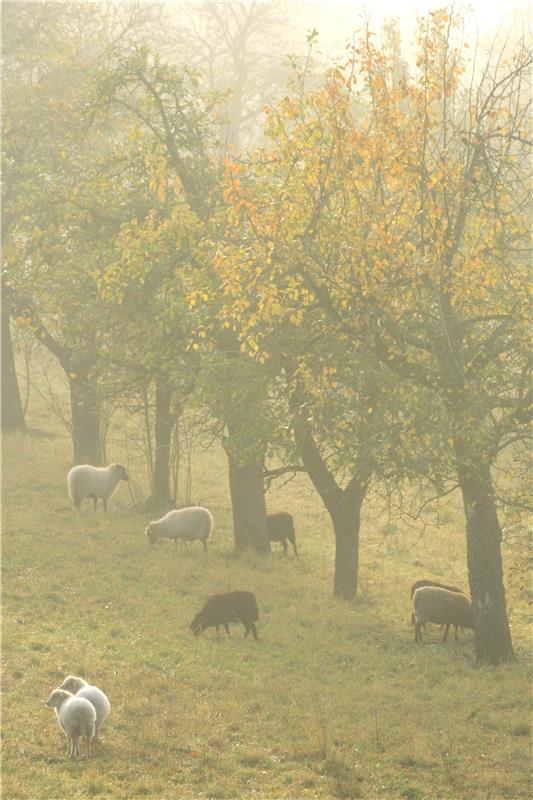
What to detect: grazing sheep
<box><xmin>45</xmin><ymin>688</ymin><xmax>96</xmax><ymax>759</ymax></box>
<box><xmin>267</xmin><ymin>512</ymin><xmax>298</xmax><ymax>555</ymax></box>
<box><xmin>145</xmin><ymin>506</ymin><xmax>213</xmax><ymax>551</ymax></box>
<box><xmin>190</xmin><ymin>590</ymin><xmax>259</xmax><ymax>639</ymax></box>
<box><xmin>67</xmin><ymin>463</ymin><xmax>129</xmax><ymax>512</ymax></box>
<box><xmin>57</xmin><ymin>676</ymin><xmax>110</xmax><ymax>740</ymax></box>
<box><xmin>412</xmin><ymin>585</ymin><xmax>475</xmax><ymax>644</ymax></box>
<box><xmin>410</xmin><ymin>579</ymin><xmax>467</xmax><ymax>639</ymax></box>
<box><xmin>410</xmin><ymin>579</ymin><xmax>464</xmax><ymax>598</ymax></box>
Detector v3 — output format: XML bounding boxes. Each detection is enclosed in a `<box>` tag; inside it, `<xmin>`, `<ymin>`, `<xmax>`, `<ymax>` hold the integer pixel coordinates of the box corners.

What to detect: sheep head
<box><xmin>111</xmin><ymin>463</ymin><xmax>129</xmax><ymax>482</ymax></box>
<box><xmin>45</xmin><ymin>689</ymin><xmax>73</xmax><ymax>708</ymax></box>
<box><xmin>145</xmin><ymin>524</ymin><xmax>157</xmax><ymax>545</ymax></box>
<box><xmin>58</xmin><ymin>675</ymin><xmax>86</xmax><ymax>693</ymax></box>
<box><xmin>190</xmin><ymin>614</ymin><xmax>203</xmax><ymax>636</ymax></box>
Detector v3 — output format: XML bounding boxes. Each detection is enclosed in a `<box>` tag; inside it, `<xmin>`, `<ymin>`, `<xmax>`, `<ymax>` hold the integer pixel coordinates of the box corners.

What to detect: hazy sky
<box><xmin>302</xmin><ymin>0</ymin><xmax>530</xmax><ymax>56</ymax></box>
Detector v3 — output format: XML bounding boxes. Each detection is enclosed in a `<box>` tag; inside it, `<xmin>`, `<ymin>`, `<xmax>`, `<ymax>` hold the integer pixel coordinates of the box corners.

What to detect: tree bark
<box><xmin>293</xmin><ymin>413</ymin><xmax>372</xmax><ymax>601</ymax></box>
<box><xmin>70</xmin><ymin>374</ymin><xmax>102</xmax><ymax>466</ymax></box>
<box><xmin>227</xmin><ymin>449</ymin><xmax>270</xmax><ymax>554</ymax></box>
<box><xmin>455</xmin><ymin>452</ymin><xmax>514</xmax><ymax>664</ymax></box>
<box><xmin>145</xmin><ymin>375</ymin><xmax>174</xmax><ymax>512</ymax></box>
<box><xmin>331</xmin><ymin>490</ymin><xmax>365</xmax><ymax>600</ymax></box>
<box><xmin>1</xmin><ymin>301</ymin><xmax>26</xmax><ymax>433</ymax></box>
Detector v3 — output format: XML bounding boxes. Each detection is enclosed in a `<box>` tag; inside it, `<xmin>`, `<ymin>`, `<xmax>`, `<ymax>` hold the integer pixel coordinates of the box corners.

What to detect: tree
<box><xmin>2</xmin><ymin>1</ymin><xmax>157</xmax><ymax>463</ymax></box>
<box><xmin>168</xmin><ymin>1</ymin><xmax>295</xmax><ymax>155</ymax></box>
<box><xmin>1</xmin><ymin>297</ymin><xmax>26</xmax><ymax>434</ymax></box>
<box><xmin>218</xmin><ymin>10</ymin><xmax>531</xmax><ymax>658</ymax></box>
<box><xmin>93</xmin><ymin>41</ymin><xmax>273</xmax><ymax>546</ymax></box>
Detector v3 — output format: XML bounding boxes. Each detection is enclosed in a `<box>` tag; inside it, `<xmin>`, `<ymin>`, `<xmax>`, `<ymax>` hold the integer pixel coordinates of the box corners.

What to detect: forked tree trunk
<box><xmin>293</xmin><ymin>413</ymin><xmax>372</xmax><ymax>601</ymax></box>
<box><xmin>456</xmin><ymin>455</ymin><xmax>514</xmax><ymax>664</ymax></box>
<box><xmin>227</xmin><ymin>450</ymin><xmax>270</xmax><ymax>554</ymax></box>
<box><xmin>70</xmin><ymin>374</ymin><xmax>102</xmax><ymax>466</ymax></box>
<box><xmin>1</xmin><ymin>302</ymin><xmax>26</xmax><ymax>433</ymax></box>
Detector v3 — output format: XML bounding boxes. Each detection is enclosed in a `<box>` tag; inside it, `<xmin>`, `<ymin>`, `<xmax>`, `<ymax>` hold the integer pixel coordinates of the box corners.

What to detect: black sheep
<box><xmin>190</xmin><ymin>591</ymin><xmax>259</xmax><ymax>639</ymax></box>
<box><xmin>267</xmin><ymin>512</ymin><xmax>298</xmax><ymax>555</ymax></box>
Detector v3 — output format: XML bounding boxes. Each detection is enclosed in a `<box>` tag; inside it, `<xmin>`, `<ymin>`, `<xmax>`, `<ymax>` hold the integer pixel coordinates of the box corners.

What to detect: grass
<box><xmin>2</xmin><ymin>399</ymin><xmax>532</xmax><ymax>798</ymax></box>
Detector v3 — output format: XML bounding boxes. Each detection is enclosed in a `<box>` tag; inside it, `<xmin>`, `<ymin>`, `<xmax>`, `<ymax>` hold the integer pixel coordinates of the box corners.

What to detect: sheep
<box><xmin>412</xmin><ymin>585</ymin><xmax>475</xmax><ymax>644</ymax></box>
<box><xmin>267</xmin><ymin>512</ymin><xmax>298</xmax><ymax>555</ymax></box>
<box><xmin>410</xmin><ymin>579</ymin><xmax>467</xmax><ymax>640</ymax></box>
<box><xmin>45</xmin><ymin>688</ymin><xmax>96</xmax><ymax>759</ymax></box>
<box><xmin>145</xmin><ymin>506</ymin><xmax>213</xmax><ymax>551</ymax></box>
<box><xmin>67</xmin><ymin>463</ymin><xmax>129</xmax><ymax>512</ymax></box>
<box><xmin>190</xmin><ymin>590</ymin><xmax>259</xmax><ymax>639</ymax></box>
<box><xmin>57</xmin><ymin>676</ymin><xmax>110</xmax><ymax>740</ymax></box>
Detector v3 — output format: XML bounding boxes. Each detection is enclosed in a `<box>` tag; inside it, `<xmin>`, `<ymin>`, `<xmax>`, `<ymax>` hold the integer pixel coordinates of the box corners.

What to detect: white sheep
<box><xmin>145</xmin><ymin>506</ymin><xmax>214</xmax><ymax>551</ymax></box>
<box><xmin>57</xmin><ymin>676</ymin><xmax>110</xmax><ymax>740</ymax></box>
<box><xmin>45</xmin><ymin>688</ymin><xmax>96</xmax><ymax>759</ymax></box>
<box><xmin>67</xmin><ymin>463</ymin><xmax>129</xmax><ymax>512</ymax></box>
<box><xmin>412</xmin><ymin>585</ymin><xmax>475</xmax><ymax>643</ymax></box>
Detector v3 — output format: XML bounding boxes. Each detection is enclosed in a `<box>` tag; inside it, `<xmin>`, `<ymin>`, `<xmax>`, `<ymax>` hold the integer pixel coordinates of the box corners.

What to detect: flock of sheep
<box><xmin>54</xmin><ymin>462</ymin><xmax>475</xmax><ymax>759</ymax></box>
<box><xmin>46</xmin><ymin>676</ymin><xmax>110</xmax><ymax>759</ymax></box>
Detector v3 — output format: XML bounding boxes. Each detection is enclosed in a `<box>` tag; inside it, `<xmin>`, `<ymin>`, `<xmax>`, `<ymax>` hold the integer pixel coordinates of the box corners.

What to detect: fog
<box><xmin>2</xmin><ymin>2</ymin><xmax>531</xmax><ymax>796</ymax></box>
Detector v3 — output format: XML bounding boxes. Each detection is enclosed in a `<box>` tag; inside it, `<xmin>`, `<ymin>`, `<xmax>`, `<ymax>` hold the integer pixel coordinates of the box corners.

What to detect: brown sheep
<box><xmin>412</xmin><ymin>585</ymin><xmax>475</xmax><ymax>644</ymax></box>
<box><xmin>190</xmin><ymin>591</ymin><xmax>259</xmax><ymax>639</ymax></box>
<box><xmin>410</xmin><ymin>579</ymin><xmax>467</xmax><ymax>641</ymax></box>
<box><xmin>267</xmin><ymin>512</ymin><xmax>298</xmax><ymax>555</ymax></box>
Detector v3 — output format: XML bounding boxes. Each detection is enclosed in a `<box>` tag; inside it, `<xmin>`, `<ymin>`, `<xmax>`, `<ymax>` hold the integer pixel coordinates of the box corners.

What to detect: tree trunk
<box><xmin>293</xmin><ymin>412</ymin><xmax>372</xmax><ymax>601</ymax></box>
<box><xmin>227</xmin><ymin>67</ymin><xmax>245</xmax><ymax>156</ymax></box>
<box><xmin>145</xmin><ymin>376</ymin><xmax>174</xmax><ymax>513</ymax></box>
<box><xmin>331</xmin><ymin>492</ymin><xmax>365</xmax><ymax>601</ymax></box>
<box><xmin>227</xmin><ymin>450</ymin><xmax>270</xmax><ymax>554</ymax></box>
<box><xmin>70</xmin><ymin>374</ymin><xmax>102</xmax><ymax>466</ymax></box>
<box><xmin>456</xmin><ymin>456</ymin><xmax>514</xmax><ymax>664</ymax></box>
<box><xmin>1</xmin><ymin>302</ymin><xmax>26</xmax><ymax>433</ymax></box>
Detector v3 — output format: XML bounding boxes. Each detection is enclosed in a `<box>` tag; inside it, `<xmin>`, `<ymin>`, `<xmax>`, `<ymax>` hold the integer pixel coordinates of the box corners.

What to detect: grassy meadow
<box><xmin>2</xmin><ymin>393</ymin><xmax>532</xmax><ymax>799</ymax></box>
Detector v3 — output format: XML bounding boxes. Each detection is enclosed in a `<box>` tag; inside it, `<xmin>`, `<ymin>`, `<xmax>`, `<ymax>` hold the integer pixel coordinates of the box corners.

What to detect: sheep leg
<box><xmin>215</xmin><ymin>624</ymin><xmax>220</xmax><ymax>635</ymax></box>
<box><xmin>69</xmin><ymin>735</ymin><xmax>78</xmax><ymax>759</ymax></box>
<box><xmin>249</xmin><ymin>622</ymin><xmax>258</xmax><ymax>640</ymax></box>
<box><xmin>224</xmin><ymin>622</ymin><xmax>231</xmax><ymax>636</ymax></box>
<box><xmin>414</xmin><ymin>622</ymin><xmax>423</xmax><ymax>643</ymax></box>
<box><xmin>282</xmin><ymin>539</ymin><xmax>288</xmax><ymax>555</ymax></box>
<box><xmin>203</xmin><ymin>539</ymin><xmax>208</xmax><ymax>552</ymax></box>
<box><xmin>442</xmin><ymin>624</ymin><xmax>450</xmax><ymax>643</ymax></box>
<box><xmin>103</xmin><ymin>497</ymin><xmax>107</xmax><ymax>513</ymax></box>
<box><xmin>292</xmin><ymin>541</ymin><xmax>298</xmax><ymax>556</ymax></box>
<box><xmin>454</xmin><ymin>625</ymin><xmax>459</xmax><ymax>642</ymax></box>
<box><xmin>87</xmin><ymin>734</ymin><xmax>92</xmax><ymax>758</ymax></box>
<box><xmin>66</xmin><ymin>736</ymin><xmax>73</xmax><ymax>758</ymax></box>
<box><xmin>92</xmin><ymin>497</ymin><xmax>98</xmax><ymax>512</ymax></box>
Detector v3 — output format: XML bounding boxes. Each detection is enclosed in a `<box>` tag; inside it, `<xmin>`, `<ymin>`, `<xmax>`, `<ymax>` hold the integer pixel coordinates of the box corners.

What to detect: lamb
<box><xmin>45</xmin><ymin>688</ymin><xmax>96</xmax><ymax>759</ymax></box>
<box><xmin>410</xmin><ymin>579</ymin><xmax>467</xmax><ymax>640</ymax></box>
<box><xmin>57</xmin><ymin>676</ymin><xmax>110</xmax><ymax>740</ymax></box>
<box><xmin>190</xmin><ymin>590</ymin><xmax>259</xmax><ymax>639</ymax></box>
<box><xmin>67</xmin><ymin>463</ymin><xmax>129</xmax><ymax>512</ymax></box>
<box><xmin>267</xmin><ymin>512</ymin><xmax>298</xmax><ymax>555</ymax></box>
<box><xmin>412</xmin><ymin>585</ymin><xmax>475</xmax><ymax>644</ymax></box>
<box><xmin>145</xmin><ymin>506</ymin><xmax>213</xmax><ymax>551</ymax></box>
